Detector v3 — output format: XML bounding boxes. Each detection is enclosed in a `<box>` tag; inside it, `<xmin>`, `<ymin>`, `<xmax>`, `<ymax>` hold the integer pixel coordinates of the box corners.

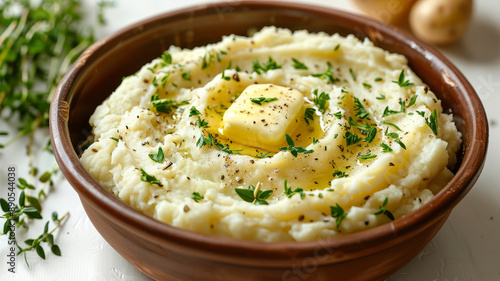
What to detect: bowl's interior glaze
<box><xmin>51</xmin><ymin>2</ymin><xmax>488</xmax><ymax>280</ymax></box>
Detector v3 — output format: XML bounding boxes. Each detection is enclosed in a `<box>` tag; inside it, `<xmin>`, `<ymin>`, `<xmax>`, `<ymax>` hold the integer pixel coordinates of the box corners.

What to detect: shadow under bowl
<box><xmin>50</xmin><ymin>1</ymin><xmax>488</xmax><ymax>280</ymax></box>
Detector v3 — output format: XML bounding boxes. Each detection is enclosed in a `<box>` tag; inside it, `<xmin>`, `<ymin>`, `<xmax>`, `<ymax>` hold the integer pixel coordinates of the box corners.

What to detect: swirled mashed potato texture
<box><xmin>80</xmin><ymin>27</ymin><xmax>461</xmax><ymax>242</ymax></box>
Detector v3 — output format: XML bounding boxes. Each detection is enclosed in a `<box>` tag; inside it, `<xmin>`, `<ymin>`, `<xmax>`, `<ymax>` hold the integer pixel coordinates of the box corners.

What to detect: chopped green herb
<box><xmin>349</xmin><ymin>68</ymin><xmax>356</xmax><ymax>81</ymax></box>
<box><xmin>250</xmin><ymin>97</ymin><xmax>278</xmax><ymax>105</ymax></box>
<box><xmin>255</xmin><ymin>152</ymin><xmax>271</xmax><ymax>158</ymax></box>
<box><xmin>280</xmin><ymin>134</ymin><xmax>314</xmax><ymax>157</ymax></box>
<box><xmin>381</xmin><ymin>143</ymin><xmax>393</xmax><ymax>152</ymax></box>
<box><xmin>160</xmin><ymin>52</ymin><xmax>172</xmax><ymax>65</ymax></box>
<box><xmin>357</xmin><ymin>153</ymin><xmax>377</xmax><ymax>160</ymax></box>
<box><xmin>221</xmin><ymin>60</ymin><xmax>232</xmax><ymax>81</ymax></box>
<box><xmin>235</xmin><ymin>183</ymin><xmax>273</xmax><ymax>205</ymax></box>
<box><xmin>384</xmin><ymin>127</ymin><xmax>399</xmax><ymax>139</ymax></box>
<box><xmin>110</xmin><ymin>137</ymin><xmax>119</xmax><ymax>142</ymax></box>
<box><xmin>151</xmin><ymin>95</ymin><xmax>190</xmax><ymax>114</ymax></box>
<box><xmin>195</xmin><ymin>117</ymin><xmax>209</xmax><ymax>128</ymax></box>
<box><xmin>376</xmin><ymin>94</ymin><xmax>386</xmax><ymax>100</ymax></box>
<box><xmin>333</xmin><ymin>111</ymin><xmax>343</xmax><ymax>119</ymax></box>
<box><xmin>354</xmin><ymin>97</ymin><xmax>369</xmax><ymax>119</ymax></box>
<box><xmin>252</xmin><ymin>57</ymin><xmax>281</xmax><ymax>74</ymax></box>
<box><xmin>364</xmin><ymin>127</ymin><xmax>377</xmax><ymax>143</ymax></box>
<box><xmin>312</xmin><ymin>137</ymin><xmax>319</xmax><ymax>144</ymax></box>
<box><xmin>330</xmin><ymin>203</ymin><xmax>347</xmax><ymax>228</ymax></box>
<box><xmin>334</xmin><ymin>44</ymin><xmax>340</xmax><ymax>51</ymax></box>
<box><xmin>312</xmin><ymin>89</ymin><xmax>330</xmax><ymax>113</ymax></box>
<box><xmin>311</xmin><ymin>62</ymin><xmax>339</xmax><ymax>84</ymax></box>
<box><xmin>197</xmin><ymin>132</ymin><xmax>239</xmax><ymax>153</ymax></box>
<box><xmin>284</xmin><ymin>180</ymin><xmax>305</xmax><ymax>199</ymax></box>
<box><xmin>374</xmin><ymin>197</ymin><xmax>395</xmax><ymax>220</ymax></box>
<box><xmin>374</xmin><ymin>77</ymin><xmax>383</xmax><ymax>82</ymax></box>
<box><xmin>382</xmin><ymin>121</ymin><xmax>402</xmax><ymax>131</ymax></box>
<box><xmin>292</xmin><ymin>58</ymin><xmax>308</xmax><ymax>70</ymax></box>
<box><xmin>196</xmin><ymin>133</ymin><xmax>212</xmax><ymax>148</ymax></box>
<box><xmin>304</xmin><ymin>107</ymin><xmax>315</xmax><ymax>125</ymax></box>
<box><xmin>416</xmin><ymin>111</ymin><xmax>425</xmax><ymax>117</ymax></box>
<box><xmin>425</xmin><ymin>109</ymin><xmax>438</xmax><ymax>136</ymax></box>
<box><xmin>362</xmin><ymin>83</ymin><xmax>372</xmax><ymax>89</ymax></box>
<box><xmin>393</xmin><ymin>69</ymin><xmax>414</xmax><ymax>87</ymax></box>
<box><xmin>201</xmin><ymin>51</ymin><xmax>214</xmax><ymax>69</ymax></box>
<box><xmin>149</xmin><ymin>147</ymin><xmax>164</xmax><ymax>163</ymax></box>
<box><xmin>192</xmin><ymin>192</ymin><xmax>204</xmax><ymax>202</ymax></box>
<box><xmin>189</xmin><ymin>106</ymin><xmax>201</xmax><ymax>117</ymax></box>
<box><xmin>382</xmin><ymin>101</ymin><xmax>405</xmax><ymax>117</ymax></box>
<box><xmin>181</xmin><ymin>70</ymin><xmax>191</xmax><ymax>81</ymax></box>
<box><xmin>349</xmin><ymin>117</ymin><xmax>373</xmax><ymax>135</ymax></box>
<box><xmin>345</xmin><ymin>131</ymin><xmax>362</xmax><ymax>146</ymax></box>
<box><xmin>407</xmin><ymin>94</ymin><xmax>418</xmax><ymax>107</ymax></box>
<box><xmin>332</xmin><ymin>170</ymin><xmax>348</xmax><ymax>178</ymax></box>
<box><xmin>140</xmin><ymin>169</ymin><xmax>162</xmax><ymax>186</ymax></box>
<box><xmin>216</xmin><ymin>50</ymin><xmax>227</xmax><ymax>62</ymax></box>
<box><xmin>395</xmin><ymin>138</ymin><xmax>406</xmax><ymax>150</ymax></box>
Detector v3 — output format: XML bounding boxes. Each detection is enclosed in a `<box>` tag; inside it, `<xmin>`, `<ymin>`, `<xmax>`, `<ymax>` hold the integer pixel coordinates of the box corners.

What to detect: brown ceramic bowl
<box><xmin>50</xmin><ymin>1</ymin><xmax>488</xmax><ymax>280</ymax></box>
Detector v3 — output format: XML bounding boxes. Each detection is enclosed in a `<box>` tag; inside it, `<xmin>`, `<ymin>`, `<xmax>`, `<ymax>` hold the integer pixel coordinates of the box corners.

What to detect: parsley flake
<box><xmin>181</xmin><ymin>70</ymin><xmax>191</xmax><ymax>81</ymax></box>
<box><xmin>192</xmin><ymin>192</ymin><xmax>204</xmax><ymax>202</ymax></box>
<box><xmin>292</xmin><ymin>58</ymin><xmax>308</xmax><ymax>70</ymax></box>
<box><xmin>149</xmin><ymin>147</ymin><xmax>165</xmax><ymax>163</ymax></box>
<box><xmin>140</xmin><ymin>169</ymin><xmax>162</xmax><ymax>186</ymax></box>
<box><xmin>161</xmin><ymin>52</ymin><xmax>172</xmax><ymax>65</ymax></box>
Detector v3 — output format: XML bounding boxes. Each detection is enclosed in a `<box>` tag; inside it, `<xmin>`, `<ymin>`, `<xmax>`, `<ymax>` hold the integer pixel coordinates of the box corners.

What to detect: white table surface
<box><xmin>1</xmin><ymin>0</ymin><xmax>499</xmax><ymax>280</ymax></box>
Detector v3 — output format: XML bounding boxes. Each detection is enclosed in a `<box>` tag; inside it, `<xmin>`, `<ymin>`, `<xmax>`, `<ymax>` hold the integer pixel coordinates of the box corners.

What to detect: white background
<box><xmin>1</xmin><ymin>0</ymin><xmax>499</xmax><ymax>280</ymax></box>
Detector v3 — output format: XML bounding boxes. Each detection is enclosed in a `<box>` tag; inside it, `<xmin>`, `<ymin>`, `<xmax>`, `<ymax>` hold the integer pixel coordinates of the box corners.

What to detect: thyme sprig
<box><xmin>393</xmin><ymin>69</ymin><xmax>414</xmax><ymax>87</ymax></box>
<box><xmin>374</xmin><ymin>197</ymin><xmax>395</xmax><ymax>220</ymax></box>
<box><xmin>280</xmin><ymin>134</ymin><xmax>314</xmax><ymax>157</ymax></box>
<box><xmin>235</xmin><ymin>182</ymin><xmax>273</xmax><ymax>205</ymax></box>
<box><xmin>283</xmin><ymin>180</ymin><xmax>305</xmax><ymax>199</ymax></box>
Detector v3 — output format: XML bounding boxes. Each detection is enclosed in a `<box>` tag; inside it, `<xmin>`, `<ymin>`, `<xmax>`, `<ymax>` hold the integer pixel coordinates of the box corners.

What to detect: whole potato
<box><xmin>351</xmin><ymin>0</ymin><xmax>417</xmax><ymax>24</ymax></box>
<box><xmin>409</xmin><ymin>0</ymin><xmax>473</xmax><ymax>45</ymax></box>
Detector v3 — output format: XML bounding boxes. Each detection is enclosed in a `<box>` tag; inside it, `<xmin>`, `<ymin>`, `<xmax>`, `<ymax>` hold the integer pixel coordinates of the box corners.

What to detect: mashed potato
<box><xmin>80</xmin><ymin>27</ymin><xmax>461</xmax><ymax>242</ymax></box>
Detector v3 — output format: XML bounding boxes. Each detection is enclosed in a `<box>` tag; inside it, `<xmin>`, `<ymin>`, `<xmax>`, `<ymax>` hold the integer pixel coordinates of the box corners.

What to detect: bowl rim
<box><xmin>50</xmin><ymin>0</ymin><xmax>488</xmax><ymax>263</ymax></box>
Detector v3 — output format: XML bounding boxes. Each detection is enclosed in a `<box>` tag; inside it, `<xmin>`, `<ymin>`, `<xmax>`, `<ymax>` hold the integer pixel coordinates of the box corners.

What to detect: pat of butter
<box><xmin>222</xmin><ymin>84</ymin><xmax>304</xmax><ymax>150</ymax></box>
